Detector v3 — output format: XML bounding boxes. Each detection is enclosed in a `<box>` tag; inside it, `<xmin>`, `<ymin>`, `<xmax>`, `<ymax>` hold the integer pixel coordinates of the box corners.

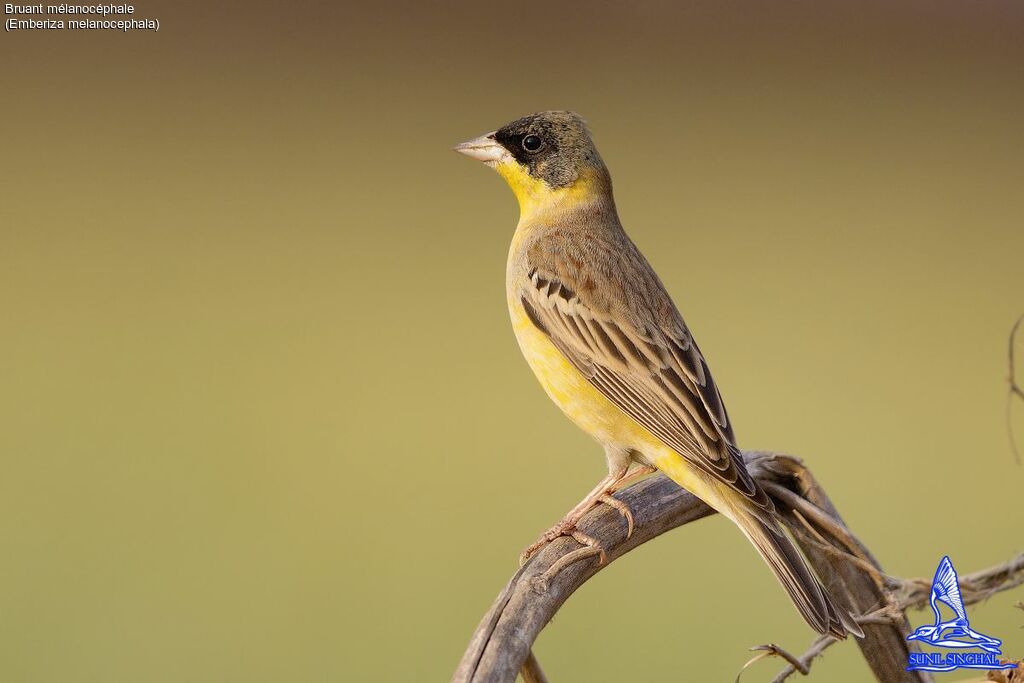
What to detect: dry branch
<box><xmin>452</xmin><ymin>451</ymin><xmax>1023</xmax><ymax>683</ymax></box>
<box><xmin>1009</xmin><ymin>314</ymin><xmax>1024</xmax><ymax>463</ymax></box>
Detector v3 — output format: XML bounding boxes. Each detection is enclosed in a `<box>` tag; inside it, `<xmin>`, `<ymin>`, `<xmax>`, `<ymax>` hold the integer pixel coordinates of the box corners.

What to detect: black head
<box><xmin>491</xmin><ymin>111</ymin><xmax>607</xmax><ymax>189</ymax></box>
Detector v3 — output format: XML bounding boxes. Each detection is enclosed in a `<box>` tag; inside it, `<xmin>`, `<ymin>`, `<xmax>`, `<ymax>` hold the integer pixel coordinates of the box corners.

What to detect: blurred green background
<box><xmin>2</xmin><ymin>1</ymin><xmax>1022</xmax><ymax>680</ymax></box>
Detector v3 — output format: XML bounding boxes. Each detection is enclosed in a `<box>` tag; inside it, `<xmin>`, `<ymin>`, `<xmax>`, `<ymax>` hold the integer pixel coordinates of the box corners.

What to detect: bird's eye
<box><xmin>522</xmin><ymin>134</ymin><xmax>543</xmax><ymax>152</ymax></box>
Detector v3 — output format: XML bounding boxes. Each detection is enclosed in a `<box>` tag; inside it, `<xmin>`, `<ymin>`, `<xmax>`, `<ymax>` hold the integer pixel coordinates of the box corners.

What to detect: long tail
<box><xmin>730</xmin><ymin>503</ymin><xmax>863</xmax><ymax>639</ymax></box>
<box><xmin>653</xmin><ymin>453</ymin><xmax>862</xmax><ymax>639</ymax></box>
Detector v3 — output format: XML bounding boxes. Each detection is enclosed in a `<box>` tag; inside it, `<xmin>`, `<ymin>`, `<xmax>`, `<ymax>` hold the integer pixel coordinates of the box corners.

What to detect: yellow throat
<box><xmin>495</xmin><ymin>161</ymin><xmax>606</xmax><ymax>223</ymax></box>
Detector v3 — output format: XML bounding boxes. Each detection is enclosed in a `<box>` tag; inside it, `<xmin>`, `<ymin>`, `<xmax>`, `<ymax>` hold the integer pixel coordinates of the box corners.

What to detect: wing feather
<box><xmin>933</xmin><ymin>556</ymin><xmax>967</xmax><ymax>620</ymax></box>
<box><xmin>519</xmin><ymin>259</ymin><xmax>771</xmax><ymax>512</ymax></box>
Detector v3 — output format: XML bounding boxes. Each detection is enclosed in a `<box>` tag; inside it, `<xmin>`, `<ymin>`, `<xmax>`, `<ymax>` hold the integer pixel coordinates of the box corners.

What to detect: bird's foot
<box><xmin>519</xmin><ymin>492</ymin><xmax>636</xmax><ymax>566</ymax></box>
<box><xmin>529</xmin><ymin>531</ymin><xmax>609</xmax><ymax>593</ymax></box>
<box><xmin>519</xmin><ymin>517</ymin><xmax>578</xmax><ymax>565</ymax></box>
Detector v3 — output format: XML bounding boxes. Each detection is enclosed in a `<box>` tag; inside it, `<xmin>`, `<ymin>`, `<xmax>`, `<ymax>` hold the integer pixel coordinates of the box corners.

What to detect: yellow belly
<box><xmin>511</xmin><ymin>300</ymin><xmax>661</xmax><ymax>451</ymax></box>
<box><xmin>508</xmin><ymin>299</ymin><xmax>727</xmax><ymax>510</ymax></box>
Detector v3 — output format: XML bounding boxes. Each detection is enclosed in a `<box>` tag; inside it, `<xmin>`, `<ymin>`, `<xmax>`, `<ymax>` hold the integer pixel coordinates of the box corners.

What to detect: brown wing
<box><xmin>519</xmin><ymin>238</ymin><xmax>772</xmax><ymax>513</ymax></box>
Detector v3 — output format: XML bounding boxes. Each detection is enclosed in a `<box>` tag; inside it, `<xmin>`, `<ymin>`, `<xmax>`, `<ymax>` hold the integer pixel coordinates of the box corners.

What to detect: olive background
<box><xmin>2</xmin><ymin>1</ymin><xmax>1022</xmax><ymax>680</ymax></box>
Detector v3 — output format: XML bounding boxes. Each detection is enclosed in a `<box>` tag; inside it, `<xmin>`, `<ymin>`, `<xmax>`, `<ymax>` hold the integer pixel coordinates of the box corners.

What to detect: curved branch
<box><xmin>452</xmin><ymin>452</ymin><xmax>939</xmax><ymax>683</ymax></box>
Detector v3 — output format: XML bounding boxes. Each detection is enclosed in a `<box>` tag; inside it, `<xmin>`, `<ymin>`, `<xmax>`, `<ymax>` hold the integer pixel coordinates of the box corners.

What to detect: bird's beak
<box><xmin>453</xmin><ymin>132</ymin><xmax>508</xmax><ymax>165</ymax></box>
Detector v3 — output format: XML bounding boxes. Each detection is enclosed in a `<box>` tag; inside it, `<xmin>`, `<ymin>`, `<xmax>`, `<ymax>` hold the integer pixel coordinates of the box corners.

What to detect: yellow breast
<box><xmin>508</xmin><ymin>298</ymin><xmax>650</xmax><ymax>447</ymax></box>
<box><xmin>508</xmin><ymin>298</ymin><xmax>714</xmax><ymax>498</ymax></box>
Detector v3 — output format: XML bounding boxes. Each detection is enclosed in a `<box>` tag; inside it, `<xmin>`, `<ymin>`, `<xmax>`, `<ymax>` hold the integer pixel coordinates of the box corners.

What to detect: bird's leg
<box><xmin>607</xmin><ymin>464</ymin><xmax>656</xmax><ymax>493</ymax></box>
<box><xmin>520</xmin><ymin>464</ymin><xmax>632</xmax><ymax>565</ymax></box>
<box><xmin>588</xmin><ymin>465</ymin><xmax>655</xmax><ymax>538</ymax></box>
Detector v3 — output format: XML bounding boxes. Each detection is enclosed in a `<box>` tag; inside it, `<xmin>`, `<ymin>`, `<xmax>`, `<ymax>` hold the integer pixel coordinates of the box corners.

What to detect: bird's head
<box><xmin>907</xmin><ymin>625</ymin><xmax>939</xmax><ymax>641</ymax></box>
<box><xmin>454</xmin><ymin>111</ymin><xmax>611</xmax><ymax>218</ymax></box>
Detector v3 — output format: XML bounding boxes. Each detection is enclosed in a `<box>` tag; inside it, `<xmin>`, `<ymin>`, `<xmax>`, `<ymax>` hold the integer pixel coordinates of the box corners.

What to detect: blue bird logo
<box><xmin>906</xmin><ymin>556</ymin><xmax>1016</xmax><ymax>672</ymax></box>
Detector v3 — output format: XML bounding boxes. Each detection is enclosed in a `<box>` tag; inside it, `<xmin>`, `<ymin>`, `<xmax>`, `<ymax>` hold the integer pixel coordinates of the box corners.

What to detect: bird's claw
<box><xmin>519</xmin><ymin>519</ymin><xmax>575</xmax><ymax>565</ymax></box>
<box><xmin>598</xmin><ymin>493</ymin><xmax>634</xmax><ymax>538</ymax></box>
<box><xmin>528</xmin><ymin>531</ymin><xmax>609</xmax><ymax>594</ymax></box>
<box><xmin>519</xmin><ymin>491</ymin><xmax>636</xmax><ymax>566</ymax></box>
<box><xmin>569</xmin><ymin>529</ymin><xmax>607</xmax><ymax>565</ymax></box>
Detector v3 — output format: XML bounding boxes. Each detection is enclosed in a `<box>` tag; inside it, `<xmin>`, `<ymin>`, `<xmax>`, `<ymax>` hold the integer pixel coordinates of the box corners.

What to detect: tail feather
<box><xmin>734</xmin><ymin>507</ymin><xmax>863</xmax><ymax>639</ymax></box>
<box><xmin>651</xmin><ymin>452</ymin><xmax>862</xmax><ymax>638</ymax></box>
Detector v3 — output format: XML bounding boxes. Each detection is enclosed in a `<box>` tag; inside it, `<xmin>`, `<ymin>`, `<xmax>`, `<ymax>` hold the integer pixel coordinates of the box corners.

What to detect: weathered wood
<box><xmin>518</xmin><ymin>650</ymin><xmax>548</xmax><ymax>683</ymax></box>
<box><xmin>452</xmin><ymin>451</ymin><xmax>932</xmax><ymax>683</ymax></box>
<box><xmin>757</xmin><ymin>453</ymin><xmax>931</xmax><ymax>682</ymax></box>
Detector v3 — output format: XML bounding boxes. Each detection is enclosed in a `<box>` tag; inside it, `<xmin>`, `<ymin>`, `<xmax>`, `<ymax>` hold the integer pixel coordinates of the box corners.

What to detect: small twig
<box><xmin>736</xmin><ymin>648</ymin><xmax>779</xmax><ymax>682</ymax></box>
<box><xmin>769</xmin><ymin>636</ymin><xmax>835</xmax><ymax>683</ymax></box>
<box><xmin>889</xmin><ymin>552</ymin><xmax>1024</xmax><ymax>613</ymax></box>
<box><xmin>1008</xmin><ymin>314</ymin><xmax>1024</xmax><ymax>463</ymax></box>
<box><xmin>737</xmin><ymin>642</ymin><xmax>810</xmax><ymax>682</ymax></box>
<box><xmin>950</xmin><ymin>552</ymin><xmax>1024</xmax><ymax>606</ymax></box>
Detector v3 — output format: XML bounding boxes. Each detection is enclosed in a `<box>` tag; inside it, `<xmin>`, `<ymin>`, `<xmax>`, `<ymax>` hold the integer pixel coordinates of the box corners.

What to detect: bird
<box><xmin>907</xmin><ymin>556</ymin><xmax>1004</xmax><ymax>652</ymax></box>
<box><xmin>454</xmin><ymin>110</ymin><xmax>862</xmax><ymax>639</ymax></box>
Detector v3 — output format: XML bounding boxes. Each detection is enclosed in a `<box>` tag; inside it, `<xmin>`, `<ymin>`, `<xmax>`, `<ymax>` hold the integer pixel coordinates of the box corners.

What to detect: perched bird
<box><xmin>454</xmin><ymin>111</ymin><xmax>861</xmax><ymax>638</ymax></box>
